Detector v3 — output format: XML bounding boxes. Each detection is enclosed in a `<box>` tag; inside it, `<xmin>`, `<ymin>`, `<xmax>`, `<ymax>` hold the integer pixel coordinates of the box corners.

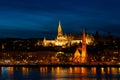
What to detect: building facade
<box><xmin>43</xmin><ymin>21</ymin><xmax>81</xmax><ymax>48</ymax></box>
<box><xmin>42</xmin><ymin>21</ymin><xmax>94</xmax><ymax>48</ymax></box>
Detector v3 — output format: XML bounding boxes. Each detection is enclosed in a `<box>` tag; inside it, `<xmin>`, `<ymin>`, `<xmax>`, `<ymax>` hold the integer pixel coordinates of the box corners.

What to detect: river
<box><xmin>0</xmin><ymin>66</ymin><xmax>120</xmax><ymax>80</ymax></box>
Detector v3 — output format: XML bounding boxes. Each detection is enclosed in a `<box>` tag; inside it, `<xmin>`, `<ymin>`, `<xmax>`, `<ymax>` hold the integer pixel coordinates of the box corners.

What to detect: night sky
<box><xmin>0</xmin><ymin>0</ymin><xmax>120</xmax><ymax>38</ymax></box>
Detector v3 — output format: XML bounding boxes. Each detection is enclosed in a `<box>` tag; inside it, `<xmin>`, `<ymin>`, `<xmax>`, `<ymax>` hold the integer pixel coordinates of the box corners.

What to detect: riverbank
<box><xmin>0</xmin><ymin>64</ymin><xmax>120</xmax><ymax>67</ymax></box>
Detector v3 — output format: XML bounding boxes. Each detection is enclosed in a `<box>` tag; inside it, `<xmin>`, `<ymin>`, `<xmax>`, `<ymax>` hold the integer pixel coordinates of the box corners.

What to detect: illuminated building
<box><xmin>42</xmin><ymin>21</ymin><xmax>94</xmax><ymax>48</ymax></box>
<box><xmin>81</xmin><ymin>28</ymin><xmax>87</xmax><ymax>63</ymax></box>
<box><xmin>73</xmin><ymin>48</ymin><xmax>81</xmax><ymax>62</ymax></box>
<box><xmin>2</xmin><ymin>43</ymin><xmax>5</xmax><ymax>49</ymax></box>
<box><xmin>43</xmin><ymin>21</ymin><xmax>82</xmax><ymax>47</ymax></box>
<box><xmin>73</xmin><ymin>28</ymin><xmax>87</xmax><ymax>63</ymax></box>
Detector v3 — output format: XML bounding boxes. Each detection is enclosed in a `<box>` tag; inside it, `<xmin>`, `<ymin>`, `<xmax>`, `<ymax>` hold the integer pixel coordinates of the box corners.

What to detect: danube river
<box><xmin>0</xmin><ymin>66</ymin><xmax>120</xmax><ymax>80</ymax></box>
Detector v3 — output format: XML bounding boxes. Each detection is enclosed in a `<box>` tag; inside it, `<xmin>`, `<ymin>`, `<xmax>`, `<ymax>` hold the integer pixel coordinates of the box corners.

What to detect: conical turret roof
<box><xmin>58</xmin><ymin>21</ymin><xmax>63</xmax><ymax>36</ymax></box>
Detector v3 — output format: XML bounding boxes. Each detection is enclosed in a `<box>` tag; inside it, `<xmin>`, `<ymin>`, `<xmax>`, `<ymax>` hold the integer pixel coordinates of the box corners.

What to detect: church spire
<box><xmin>58</xmin><ymin>21</ymin><xmax>63</xmax><ymax>36</ymax></box>
<box><xmin>81</xmin><ymin>28</ymin><xmax>87</xmax><ymax>63</ymax></box>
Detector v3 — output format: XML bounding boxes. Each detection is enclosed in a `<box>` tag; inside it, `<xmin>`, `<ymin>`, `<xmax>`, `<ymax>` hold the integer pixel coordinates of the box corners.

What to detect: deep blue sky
<box><xmin>0</xmin><ymin>0</ymin><xmax>120</xmax><ymax>38</ymax></box>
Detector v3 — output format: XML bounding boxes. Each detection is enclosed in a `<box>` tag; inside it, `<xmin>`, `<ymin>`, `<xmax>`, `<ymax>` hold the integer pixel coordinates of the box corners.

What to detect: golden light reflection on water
<box><xmin>22</xmin><ymin>67</ymin><xmax>28</xmax><ymax>75</ymax></box>
<box><xmin>65</xmin><ymin>67</ymin><xmax>120</xmax><ymax>76</ymax></box>
<box><xmin>69</xmin><ymin>67</ymin><xmax>73</xmax><ymax>73</ymax></box>
<box><xmin>56</xmin><ymin>67</ymin><xmax>61</xmax><ymax>73</ymax></box>
<box><xmin>52</xmin><ymin>67</ymin><xmax>55</xmax><ymax>73</ymax></box>
<box><xmin>107</xmin><ymin>67</ymin><xmax>110</xmax><ymax>74</ymax></box>
<box><xmin>91</xmin><ymin>67</ymin><xmax>96</xmax><ymax>74</ymax></box>
<box><xmin>8</xmin><ymin>67</ymin><xmax>14</xmax><ymax>75</ymax></box>
<box><xmin>69</xmin><ymin>67</ymin><xmax>88</xmax><ymax>76</ymax></box>
<box><xmin>111</xmin><ymin>67</ymin><xmax>115</xmax><ymax>74</ymax></box>
<box><xmin>101</xmin><ymin>67</ymin><xmax>105</xmax><ymax>75</ymax></box>
<box><xmin>99</xmin><ymin>67</ymin><xmax>120</xmax><ymax>75</ymax></box>
<box><xmin>111</xmin><ymin>67</ymin><xmax>119</xmax><ymax>74</ymax></box>
<box><xmin>51</xmin><ymin>67</ymin><xmax>62</xmax><ymax>74</ymax></box>
<box><xmin>74</xmin><ymin>67</ymin><xmax>82</xmax><ymax>73</ymax></box>
<box><xmin>68</xmin><ymin>67</ymin><xmax>120</xmax><ymax>76</ymax></box>
<box><xmin>119</xmin><ymin>68</ymin><xmax>120</xmax><ymax>73</ymax></box>
<box><xmin>0</xmin><ymin>66</ymin><xmax>119</xmax><ymax>80</ymax></box>
<box><xmin>39</xmin><ymin>67</ymin><xmax>48</xmax><ymax>72</ymax></box>
<box><xmin>56</xmin><ymin>67</ymin><xmax>68</xmax><ymax>76</ymax></box>
<box><xmin>1</xmin><ymin>67</ymin><xmax>14</xmax><ymax>80</ymax></box>
<box><xmin>81</xmin><ymin>67</ymin><xmax>87</xmax><ymax>75</ymax></box>
<box><xmin>1</xmin><ymin>67</ymin><xmax>13</xmax><ymax>74</ymax></box>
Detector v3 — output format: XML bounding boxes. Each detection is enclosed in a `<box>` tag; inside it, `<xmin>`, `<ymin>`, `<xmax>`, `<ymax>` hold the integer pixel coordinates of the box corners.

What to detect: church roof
<box><xmin>58</xmin><ymin>21</ymin><xmax>62</xmax><ymax>35</ymax></box>
<box><xmin>74</xmin><ymin>48</ymin><xmax>81</xmax><ymax>58</ymax></box>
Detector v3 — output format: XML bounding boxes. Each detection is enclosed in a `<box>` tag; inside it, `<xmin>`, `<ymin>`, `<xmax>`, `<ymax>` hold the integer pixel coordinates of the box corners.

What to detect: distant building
<box><xmin>43</xmin><ymin>21</ymin><xmax>82</xmax><ymax>48</ymax></box>
<box><xmin>73</xmin><ymin>29</ymin><xmax>88</xmax><ymax>63</ymax></box>
<box><xmin>2</xmin><ymin>43</ymin><xmax>5</xmax><ymax>49</ymax></box>
<box><xmin>73</xmin><ymin>48</ymin><xmax>81</xmax><ymax>62</ymax></box>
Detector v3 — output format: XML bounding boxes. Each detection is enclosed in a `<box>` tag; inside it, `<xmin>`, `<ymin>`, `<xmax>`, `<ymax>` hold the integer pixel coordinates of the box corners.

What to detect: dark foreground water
<box><xmin>0</xmin><ymin>66</ymin><xmax>120</xmax><ymax>80</ymax></box>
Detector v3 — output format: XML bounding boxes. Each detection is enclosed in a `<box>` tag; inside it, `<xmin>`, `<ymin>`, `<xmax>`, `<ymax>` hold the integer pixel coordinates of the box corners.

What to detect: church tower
<box><xmin>81</xmin><ymin>28</ymin><xmax>87</xmax><ymax>63</ymax></box>
<box><xmin>43</xmin><ymin>37</ymin><xmax>47</xmax><ymax>46</ymax></box>
<box><xmin>73</xmin><ymin>48</ymin><xmax>81</xmax><ymax>63</ymax></box>
<box><xmin>58</xmin><ymin>21</ymin><xmax>63</xmax><ymax>36</ymax></box>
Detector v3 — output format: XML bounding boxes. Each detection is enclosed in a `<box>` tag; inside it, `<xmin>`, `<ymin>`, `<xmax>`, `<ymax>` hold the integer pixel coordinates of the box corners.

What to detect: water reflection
<box><xmin>1</xmin><ymin>67</ymin><xmax>14</xmax><ymax>80</ymax></box>
<box><xmin>0</xmin><ymin>66</ymin><xmax>119</xmax><ymax>80</ymax></box>
<box><xmin>91</xmin><ymin>67</ymin><xmax>96</xmax><ymax>74</ymax></box>
<box><xmin>22</xmin><ymin>67</ymin><xmax>28</xmax><ymax>75</ymax></box>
